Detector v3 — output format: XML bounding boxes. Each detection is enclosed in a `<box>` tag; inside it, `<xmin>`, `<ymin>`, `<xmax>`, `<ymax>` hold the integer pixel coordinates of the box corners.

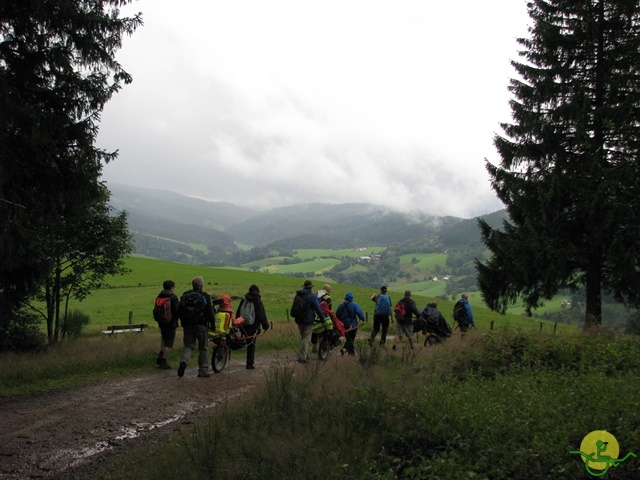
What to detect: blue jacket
<box><xmin>374</xmin><ymin>293</ymin><xmax>391</xmax><ymax>316</ymax></box>
<box><xmin>296</xmin><ymin>288</ymin><xmax>325</xmax><ymax>325</ymax></box>
<box><xmin>337</xmin><ymin>291</ymin><xmax>365</xmax><ymax>329</ymax></box>
<box><xmin>459</xmin><ymin>298</ymin><xmax>475</xmax><ymax>327</ymax></box>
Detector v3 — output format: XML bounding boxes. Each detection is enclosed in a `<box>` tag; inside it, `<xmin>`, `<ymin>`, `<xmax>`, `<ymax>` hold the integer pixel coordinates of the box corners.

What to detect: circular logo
<box><xmin>579</xmin><ymin>430</ymin><xmax>620</xmax><ymax>472</ymax></box>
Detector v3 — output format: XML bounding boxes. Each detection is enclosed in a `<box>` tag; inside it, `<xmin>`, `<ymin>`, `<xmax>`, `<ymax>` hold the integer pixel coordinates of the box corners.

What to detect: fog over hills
<box><xmin>107</xmin><ymin>182</ymin><xmax>507</xmax><ymax>258</ymax></box>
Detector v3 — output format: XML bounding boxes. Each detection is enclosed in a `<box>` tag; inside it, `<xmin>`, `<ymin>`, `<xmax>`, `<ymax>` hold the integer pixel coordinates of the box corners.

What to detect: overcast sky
<box><xmin>98</xmin><ymin>0</ymin><xmax>531</xmax><ymax>219</ymax></box>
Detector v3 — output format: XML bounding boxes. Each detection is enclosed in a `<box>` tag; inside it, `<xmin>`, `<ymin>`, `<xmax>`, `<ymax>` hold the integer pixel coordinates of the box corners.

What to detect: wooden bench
<box><xmin>101</xmin><ymin>323</ymin><xmax>149</xmax><ymax>335</ymax></box>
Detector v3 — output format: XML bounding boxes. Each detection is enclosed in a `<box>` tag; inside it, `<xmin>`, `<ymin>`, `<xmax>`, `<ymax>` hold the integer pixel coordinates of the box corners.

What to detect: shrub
<box><xmin>0</xmin><ymin>309</ymin><xmax>47</xmax><ymax>352</ymax></box>
<box><xmin>62</xmin><ymin>309</ymin><xmax>90</xmax><ymax>339</ymax></box>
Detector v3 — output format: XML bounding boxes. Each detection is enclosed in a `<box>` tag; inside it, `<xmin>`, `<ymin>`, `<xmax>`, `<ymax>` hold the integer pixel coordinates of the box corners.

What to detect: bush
<box><xmin>62</xmin><ymin>309</ymin><xmax>90</xmax><ymax>339</ymax></box>
<box><xmin>0</xmin><ymin>309</ymin><xmax>47</xmax><ymax>352</ymax></box>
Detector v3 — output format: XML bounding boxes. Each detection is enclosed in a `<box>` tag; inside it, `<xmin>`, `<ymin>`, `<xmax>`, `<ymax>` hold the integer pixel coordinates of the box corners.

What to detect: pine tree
<box><xmin>477</xmin><ymin>0</ymin><xmax>640</xmax><ymax>327</ymax></box>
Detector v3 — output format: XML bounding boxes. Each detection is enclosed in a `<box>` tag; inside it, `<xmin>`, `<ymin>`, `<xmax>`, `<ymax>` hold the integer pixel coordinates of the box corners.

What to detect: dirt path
<box><xmin>0</xmin><ymin>351</ymin><xmax>297</xmax><ymax>480</ymax></box>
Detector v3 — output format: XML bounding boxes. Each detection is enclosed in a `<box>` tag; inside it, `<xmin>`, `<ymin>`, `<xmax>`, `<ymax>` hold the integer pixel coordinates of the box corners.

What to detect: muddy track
<box><xmin>0</xmin><ymin>352</ymin><xmax>298</xmax><ymax>480</ymax></box>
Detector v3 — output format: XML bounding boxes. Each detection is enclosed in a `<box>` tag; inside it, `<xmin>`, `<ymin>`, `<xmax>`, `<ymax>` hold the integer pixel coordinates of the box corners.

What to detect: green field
<box><xmin>259</xmin><ymin>258</ymin><xmax>340</xmax><ymax>275</ymax></box>
<box><xmin>399</xmin><ymin>252</ymin><xmax>448</xmax><ymax>270</ymax></box>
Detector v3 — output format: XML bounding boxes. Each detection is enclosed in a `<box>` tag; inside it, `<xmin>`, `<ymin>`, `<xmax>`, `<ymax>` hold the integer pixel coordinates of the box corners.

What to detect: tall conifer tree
<box><xmin>477</xmin><ymin>0</ymin><xmax>640</xmax><ymax>327</ymax></box>
<box><xmin>0</xmin><ymin>1</ymin><xmax>142</xmax><ymax>345</ymax></box>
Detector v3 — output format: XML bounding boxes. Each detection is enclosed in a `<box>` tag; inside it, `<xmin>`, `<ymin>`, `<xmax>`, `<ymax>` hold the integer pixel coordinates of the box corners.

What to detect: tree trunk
<box><xmin>52</xmin><ymin>265</ymin><xmax>62</xmax><ymax>343</ymax></box>
<box><xmin>584</xmin><ymin>264</ymin><xmax>602</xmax><ymax>328</ymax></box>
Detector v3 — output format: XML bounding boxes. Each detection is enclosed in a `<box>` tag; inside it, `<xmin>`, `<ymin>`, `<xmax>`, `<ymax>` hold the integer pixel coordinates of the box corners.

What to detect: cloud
<box><xmin>99</xmin><ymin>0</ymin><xmax>530</xmax><ymax>218</ymax></box>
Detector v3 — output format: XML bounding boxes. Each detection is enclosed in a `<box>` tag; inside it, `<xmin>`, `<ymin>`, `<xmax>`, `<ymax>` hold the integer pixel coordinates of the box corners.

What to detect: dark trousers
<box><xmin>370</xmin><ymin>314</ymin><xmax>390</xmax><ymax>345</ymax></box>
<box><xmin>344</xmin><ymin>328</ymin><xmax>357</xmax><ymax>354</ymax></box>
<box><xmin>244</xmin><ymin>325</ymin><xmax>258</xmax><ymax>366</ymax></box>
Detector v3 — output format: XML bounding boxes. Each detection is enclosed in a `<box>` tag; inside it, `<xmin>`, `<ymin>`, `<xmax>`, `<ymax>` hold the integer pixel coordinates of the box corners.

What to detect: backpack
<box><xmin>238</xmin><ymin>299</ymin><xmax>256</xmax><ymax>326</ymax></box>
<box><xmin>393</xmin><ymin>302</ymin><xmax>407</xmax><ymax>323</ymax></box>
<box><xmin>153</xmin><ymin>296</ymin><xmax>173</xmax><ymax>324</ymax></box>
<box><xmin>290</xmin><ymin>292</ymin><xmax>309</xmax><ymax>323</ymax></box>
<box><xmin>179</xmin><ymin>290</ymin><xmax>207</xmax><ymax>325</ymax></box>
<box><xmin>453</xmin><ymin>300</ymin><xmax>468</xmax><ymax>326</ymax></box>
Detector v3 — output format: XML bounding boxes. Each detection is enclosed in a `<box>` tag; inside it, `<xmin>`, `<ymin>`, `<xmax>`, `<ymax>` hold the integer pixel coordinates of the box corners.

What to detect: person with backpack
<box><xmin>368</xmin><ymin>285</ymin><xmax>392</xmax><ymax>347</ymax></box>
<box><xmin>421</xmin><ymin>301</ymin><xmax>452</xmax><ymax>340</ymax></box>
<box><xmin>336</xmin><ymin>291</ymin><xmax>365</xmax><ymax>356</ymax></box>
<box><xmin>311</xmin><ymin>283</ymin><xmax>332</xmax><ymax>353</ymax></box>
<box><xmin>236</xmin><ymin>284</ymin><xmax>269</xmax><ymax>370</ymax></box>
<box><xmin>391</xmin><ymin>290</ymin><xmax>421</xmax><ymax>351</ymax></box>
<box><xmin>292</xmin><ymin>280</ymin><xmax>326</xmax><ymax>363</ymax></box>
<box><xmin>153</xmin><ymin>280</ymin><xmax>179</xmax><ymax>370</ymax></box>
<box><xmin>177</xmin><ymin>276</ymin><xmax>216</xmax><ymax>378</ymax></box>
<box><xmin>453</xmin><ymin>292</ymin><xmax>475</xmax><ymax>333</ymax></box>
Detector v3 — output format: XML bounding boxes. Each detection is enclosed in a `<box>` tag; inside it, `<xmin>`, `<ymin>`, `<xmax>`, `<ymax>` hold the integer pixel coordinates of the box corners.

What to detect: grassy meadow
<box><xmin>4</xmin><ymin>256</ymin><xmax>640</xmax><ymax>478</ymax></box>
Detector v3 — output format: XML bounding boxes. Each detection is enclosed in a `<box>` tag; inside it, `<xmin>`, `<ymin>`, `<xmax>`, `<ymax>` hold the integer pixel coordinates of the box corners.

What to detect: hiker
<box><xmin>177</xmin><ymin>276</ymin><xmax>216</xmax><ymax>378</ymax></box>
<box><xmin>153</xmin><ymin>280</ymin><xmax>179</xmax><ymax>370</ymax></box>
<box><xmin>392</xmin><ymin>290</ymin><xmax>421</xmax><ymax>351</ymax></box>
<box><xmin>454</xmin><ymin>292</ymin><xmax>475</xmax><ymax>332</ymax></box>
<box><xmin>336</xmin><ymin>291</ymin><xmax>365</xmax><ymax>356</ymax></box>
<box><xmin>369</xmin><ymin>285</ymin><xmax>392</xmax><ymax>347</ymax></box>
<box><xmin>293</xmin><ymin>280</ymin><xmax>326</xmax><ymax>363</ymax></box>
<box><xmin>312</xmin><ymin>283</ymin><xmax>332</xmax><ymax>353</ymax></box>
<box><xmin>236</xmin><ymin>284</ymin><xmax>270</xmax><ymax>370</ymax></box>
<box><xmin>420</xmin><ymin>301</ymin><xmax>452</xmax><ymax>340</ymax></box>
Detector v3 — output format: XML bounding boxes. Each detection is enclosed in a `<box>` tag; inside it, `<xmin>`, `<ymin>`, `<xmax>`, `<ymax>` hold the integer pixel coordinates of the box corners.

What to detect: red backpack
<box><xmin>153</xmin><ymin>297</ymin><xmax>173</xmax><ymax>324</ymax></box>
<box><xmin>393</xmin><ymin>302</ymin><xmax>406</xmax><ymax>322</ymax></box>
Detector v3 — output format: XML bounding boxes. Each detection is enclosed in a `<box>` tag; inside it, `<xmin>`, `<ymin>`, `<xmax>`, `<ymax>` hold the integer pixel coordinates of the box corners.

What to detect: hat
<box><xmin>404</xmin><ymin>290</ymin><xmax>411</xmax><ymax>296</ymax></box>
<box><xmin>380</xmin><ymin>285</ymin><xmax>388</xmax><ymax>292</ymax></box>
<box><xmin>303</xmin><ymin>280</ymin><xmax>313</xmax><ymax>289</ymax></box>
<box><xmin>192</xmin><ymin>276</ymin><xmax>204</xmax><ymax>287</ymax></box>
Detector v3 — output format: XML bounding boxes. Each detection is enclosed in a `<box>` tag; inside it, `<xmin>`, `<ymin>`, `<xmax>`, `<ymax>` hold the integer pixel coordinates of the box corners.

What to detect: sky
<box><xmin>98</xmin><ymin>0</ymin><xmax>531</xmax><ymax>219</ymax></box>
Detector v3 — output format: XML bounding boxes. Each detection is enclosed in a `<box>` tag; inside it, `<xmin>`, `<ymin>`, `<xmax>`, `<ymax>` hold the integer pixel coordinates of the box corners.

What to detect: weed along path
<box><xmin>0</xmin><ymin>351</ymin><xmax>299</xmax><ymax>480</ymax></box>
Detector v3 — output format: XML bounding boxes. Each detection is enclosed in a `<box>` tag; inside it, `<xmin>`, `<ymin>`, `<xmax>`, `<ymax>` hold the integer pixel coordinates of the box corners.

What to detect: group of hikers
<box><xmin>152</xmin><ymin>276</ymin><xmax>269</xmax><ymax>378</ymax></box>
<box><xmin>291</xmin><ymin>281</ymin><xmax>475</xmax><ymax>363</ymax></box>
<box><xmin>152</xmin><ymin>276</ymin><xmax>475</xmax><ymax>377</ymax></box>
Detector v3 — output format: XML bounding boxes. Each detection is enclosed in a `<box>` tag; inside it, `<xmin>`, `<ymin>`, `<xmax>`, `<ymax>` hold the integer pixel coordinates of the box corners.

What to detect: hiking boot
<box><xmin>156</xmin><ymin>353</ymin><xmax>163</xmax><ymax>366</ymax></box>
<box><xmin>197</xmin><ymin>371</ymin><xmax>211</xmax><ymax>378</ymax></box>
<box><xmin>392</xmin><ymin>345</ymin><xmax>396</xmax><ymax>351</ymax></box>
<box><xmin>311</xmin><ymin>344</ymin><xmax>318</xmax><ymax>353</ymax></box>
<box><xmin>159</xmin><ymin>359</ymin><xmax>172</xmax><ymax>370</ymax></box>
<box><xmin>177</xmin><ymin>361</ymin><xmax>187</xmax><ymax>377</ymax></box>
<box><xmin>246</xmin><ymin>364</ymin><xmax>255</xmax><ymax>370</ymax></box>
<box><xmin>367</xmin><ymin>338</ymin><xmax>372</xmax><ymax>346</ymax></box>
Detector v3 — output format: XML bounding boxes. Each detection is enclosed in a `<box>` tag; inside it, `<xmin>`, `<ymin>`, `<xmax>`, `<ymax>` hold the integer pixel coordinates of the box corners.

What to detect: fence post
<box><xmin>285</xmin><ymin>309</ymin><xmax>290</xmax><ymax>322</ymax></box>
<box><xmin>540</xmin><ymin>321</ymin><xmax>543</xmax><ymax>332</ymax></box>
<box><xmin>128</xmin><ymin>311</ymin><xmax>133</xmax><ymax>325</ymax></box>
<box><xmin>554</xmin><ymin>322</ymin><xmax>558</xmax><ymax>333</ymax></box>
<box><xmin>490</xmin><ymin>320</ymin><xmax>494</xmax><ymax>330</ymax></box>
